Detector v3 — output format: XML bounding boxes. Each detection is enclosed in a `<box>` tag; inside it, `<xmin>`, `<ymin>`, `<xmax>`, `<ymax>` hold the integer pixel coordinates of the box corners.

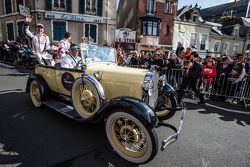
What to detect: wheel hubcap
<box><xmin>111</xmin><ymin>117</ymin><xmax>147</xmax><ymax>157</ymax></box>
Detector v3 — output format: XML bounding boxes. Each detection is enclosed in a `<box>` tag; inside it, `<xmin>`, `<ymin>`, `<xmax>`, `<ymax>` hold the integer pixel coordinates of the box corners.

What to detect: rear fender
<box><xmin>26</xmin><ymin>74</ymin><xmax>50</xmax><ymax>97</ymax></box>
<box><xmin>95</xmin><ymin>97</ymin><xmax>158</xmax><ymax>129</ymax></box>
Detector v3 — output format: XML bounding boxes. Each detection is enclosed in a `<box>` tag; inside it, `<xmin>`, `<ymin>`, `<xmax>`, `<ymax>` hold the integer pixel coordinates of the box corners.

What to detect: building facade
<box><xmin>201</xmin><ymin>0</ymin><xmax>250</xmax><ymax>56</ymax></box>
<box><xmin>174</xmin><ymin>3</ymin><xmax>245</xmax><ymax>58</ymax></box>
<box><xmin>117</xmin><ymin>0</ymin><xmax>177</xmax><ymax>55</ymax></box>
<box><xmin>173</xmin><ymin>4</ymin><xmax>215</xmax><ymax>58</ymax></box>
<box><xmin>0</xmin><ymin>0</ymin><xmax>117</xmax><ymax>45</ymax></box>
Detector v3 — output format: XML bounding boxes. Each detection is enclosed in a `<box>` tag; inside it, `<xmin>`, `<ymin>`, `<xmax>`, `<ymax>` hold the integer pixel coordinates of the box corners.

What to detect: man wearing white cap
<box><xmin>61</xmin><ymin>44</ymin><xmax>81</xmax><ymax>69</ymax></box>
<box><xmin>24</xmin><ymin>15</ymin><xmax>51</xmax><ymax>65</ymax></box>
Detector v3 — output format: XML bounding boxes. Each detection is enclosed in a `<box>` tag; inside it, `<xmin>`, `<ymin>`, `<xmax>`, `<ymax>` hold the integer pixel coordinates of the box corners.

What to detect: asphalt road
<box><xmin>0</xmin><ymin>64</ymin><xmax>250</xmax><ymax>167</ymax></box>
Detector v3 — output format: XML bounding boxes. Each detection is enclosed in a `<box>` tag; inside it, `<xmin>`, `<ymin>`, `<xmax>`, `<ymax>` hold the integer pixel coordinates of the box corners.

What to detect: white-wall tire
<box><xmin>71</xmin><ymin>78</ymin><xmax>100</xmax><ymax>119</ymax></box>
<box><xmin>105</xmin><ymin>111</ymin><xmax>158</xmax><ymax>164</ymax></box>
<box><xmin>30</xmin><ymin>80</ymin><xmax>42</xmax><ymax>108</ymax></box>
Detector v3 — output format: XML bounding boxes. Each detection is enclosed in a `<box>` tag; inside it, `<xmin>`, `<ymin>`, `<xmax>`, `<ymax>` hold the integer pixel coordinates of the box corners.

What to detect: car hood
<box><xmin>86</xmin><ymin>62</ymin><xmax>148</xmax><ymax>99</ymax></box>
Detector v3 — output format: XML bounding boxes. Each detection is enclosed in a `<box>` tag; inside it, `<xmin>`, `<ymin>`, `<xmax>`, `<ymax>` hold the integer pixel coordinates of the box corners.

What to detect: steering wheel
<box><xmin>74</xmin><ymin>59</ymin><xmax>82</xmax><ymax>69</ymax></box>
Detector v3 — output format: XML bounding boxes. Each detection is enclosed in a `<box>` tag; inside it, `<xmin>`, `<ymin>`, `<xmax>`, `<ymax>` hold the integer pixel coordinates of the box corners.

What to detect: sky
<box><xmin>178</xmin><ymin>0</ymin><xmax>236</xmax><ymax>9</ymax></box>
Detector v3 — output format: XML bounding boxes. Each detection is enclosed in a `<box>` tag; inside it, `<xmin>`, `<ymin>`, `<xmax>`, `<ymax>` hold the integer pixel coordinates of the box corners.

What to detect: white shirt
<box><xmin>58</xmin><ymin>39</ymin><xmax>70</xmax><ymax>58</ymax></box>
<box><xmin>61</xmin><ymin>54</ymin><xmax>81</xmax><ymax>69</ymax></box>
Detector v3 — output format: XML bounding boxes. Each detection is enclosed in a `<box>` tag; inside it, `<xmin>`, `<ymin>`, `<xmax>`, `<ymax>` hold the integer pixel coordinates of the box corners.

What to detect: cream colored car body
<box><xmin>35</xmin><ymin>62</ymin><xmax>148</xmax><ymax>100</ymax></box>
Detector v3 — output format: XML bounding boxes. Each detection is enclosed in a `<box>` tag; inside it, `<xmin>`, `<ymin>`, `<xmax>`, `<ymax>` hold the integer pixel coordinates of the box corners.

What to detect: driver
<box><xmin>61</xmin><ymin>44</ymin><xmax>81</xmax><ymax>69</ymax></box>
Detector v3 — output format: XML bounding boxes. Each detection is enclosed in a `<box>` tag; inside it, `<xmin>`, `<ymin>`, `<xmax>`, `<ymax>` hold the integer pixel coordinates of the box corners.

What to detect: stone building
<box><xmin>0</xmin><ymin>0</ymin><xmax>117</xmax><ymax>45</ymax></box>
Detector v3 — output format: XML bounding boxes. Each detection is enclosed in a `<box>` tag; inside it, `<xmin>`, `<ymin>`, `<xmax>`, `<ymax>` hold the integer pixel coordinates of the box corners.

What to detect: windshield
<box><xmin>79</xmin><ymin>44</ymin><xmax>116</xmax><ymax>63</ymax></box>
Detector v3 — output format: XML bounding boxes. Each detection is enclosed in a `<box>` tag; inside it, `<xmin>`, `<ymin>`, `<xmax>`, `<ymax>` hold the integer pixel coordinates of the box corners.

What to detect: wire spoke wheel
<box><xmin>106</xmin><ymin>111</ymin><xmax>158</xmax><ymax>164</ymax></box>
<box><xmin>72</xmin><ymin>78</ymin><xmax>100</xmax><ymax>119</ymax></box>
<box><xmin>30</xmin><ymin>80</ymin><xmax>42</xmax><ymax>107</ymax></box>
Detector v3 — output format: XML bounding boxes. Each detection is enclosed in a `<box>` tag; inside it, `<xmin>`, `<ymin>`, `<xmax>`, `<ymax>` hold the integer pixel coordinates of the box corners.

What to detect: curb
<box><xmin>0</xmin><ymin>62</ymin><xmax>15</xmax><ymax>69</ymax></box>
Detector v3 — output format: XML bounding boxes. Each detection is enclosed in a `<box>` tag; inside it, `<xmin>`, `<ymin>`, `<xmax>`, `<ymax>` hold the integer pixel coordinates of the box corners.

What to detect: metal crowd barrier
<box><xmin>128</xmin><ymin>65</ymin><xmax>250</xmax><ymax>101</ymax></box>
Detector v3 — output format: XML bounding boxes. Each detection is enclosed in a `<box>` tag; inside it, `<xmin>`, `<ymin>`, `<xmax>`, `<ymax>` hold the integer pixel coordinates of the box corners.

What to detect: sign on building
<box><xmin>45</xmin><ymin>12</ymin><xmax>103</xmax><ymax>23</ymax></box>
<box><xmin>19</xmin><ymin>4</ymin><xmax>30</xmax><ymax>16</ymax></box>
<box><xmin>115</xmin><ymin>29</ymin><xmax>136</xmax><ymax>43</ymax></box>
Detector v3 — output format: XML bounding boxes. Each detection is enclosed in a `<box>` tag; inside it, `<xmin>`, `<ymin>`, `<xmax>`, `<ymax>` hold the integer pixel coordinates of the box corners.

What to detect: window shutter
<box><xmin>45</xmin><ymin>0</ymin><xmax>52</xmax><ymax>10</ymax></box>
<box><xmin>5</xmin><ymin>0</ymin><xmax>12</xmax><ymax>14</ymax></box>
<box><xmin>16</xmin><ymin>0</ymin><xmax>23</xmax><ymax>12</ymax></box>
<box><xmin>97</xmin><ymin>0</ymin><xmax>103</xmax><ymax>16</ymax></box>
<box><xmin>66</xmin><ymin>0</ymin><xmax>72</xmax><ymax>13</ymax></box>
<box><xmin>90</xmin><ymin>24</ymin><xmax>97</xmax><ymax>42</ymax></box>
<box><xmin>79</xmin><ymin>0</ymin><xmax>85</xmax><ymax>14</ymax></box>
<box><xmin>7</xmin><ymin>23</ymin><xmax>14</xmax><ymax>41</ymax></box>
<box><xmin>85</xmin><ymin>24</ymin><xmax>90</xmax><ymax>38</ymax></box>
<box><xmin>53</xmin><ymin>21</ymin><xmax>66</xmax><ymax>41</ymax></box>
<box><xmin>17</xmin><ymin>21</ymin><xmax>25</xmax><ymax>38</ymax></box>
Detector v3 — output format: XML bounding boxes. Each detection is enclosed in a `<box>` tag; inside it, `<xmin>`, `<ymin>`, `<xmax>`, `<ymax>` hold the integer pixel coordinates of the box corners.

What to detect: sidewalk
<box><xmin>0</xmin><ymin>62</ymin><xmax>15</xmax><ymax>69</ymax></box>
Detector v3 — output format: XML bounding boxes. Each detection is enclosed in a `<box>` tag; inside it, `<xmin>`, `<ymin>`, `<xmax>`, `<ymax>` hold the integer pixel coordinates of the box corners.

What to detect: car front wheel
<box><xmin>155</xmin><ymin>93</ymin><xmax>177</xmax><ymax>120</ymax></box>
<box><xmin>105</xmin><ymin>110</ymin><xmax>158</xmax><ymax>164</ymax></box>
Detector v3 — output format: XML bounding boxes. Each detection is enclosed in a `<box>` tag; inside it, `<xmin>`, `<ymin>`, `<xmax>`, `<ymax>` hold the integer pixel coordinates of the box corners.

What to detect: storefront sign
<box><xmin>45</xmin><ymin>12</ymin><xmax>103</xmax><ymax>23</ymax></box>
<box><xmin>19</xmin><ymin>4</ymin><xmax>30</xmax><ymax>16</ymax></box>
<box><xmin>115</xmin><ymin>29</ymin><xmax>136</xmax><ymax>43</ymax></box>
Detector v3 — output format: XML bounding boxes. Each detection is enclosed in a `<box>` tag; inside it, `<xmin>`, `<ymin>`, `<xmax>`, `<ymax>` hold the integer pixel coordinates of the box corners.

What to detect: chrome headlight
<box><xmin>159</xmin><ymin>75</ymin><xmax>166</xmax><ymax>87</ymax></box>
<box><xmin>143</xmin><ymin>72</ymin><xmax>154</xmax><ymax>96</ymax></box>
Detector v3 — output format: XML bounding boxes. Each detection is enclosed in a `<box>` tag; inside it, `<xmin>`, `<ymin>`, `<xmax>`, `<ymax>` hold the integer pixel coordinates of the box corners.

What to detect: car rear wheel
<box><xmin>30</xmin><ymin>80</ymin><xmax>42</xmax><ymax>107</ymax></box>
<box><xmin>155</xmin><ymin>93</ymin><xmax>177</xmax><ymax>120</ymax></box>
<box><xmin>71</xmin><ymin>78</ymin><xmax>100</xmax><ymax>119</ymax></box>
<box><xmin>105</xmin><ymin>111</ymin><xmax>158</xmax><ymax>164</ymax></box>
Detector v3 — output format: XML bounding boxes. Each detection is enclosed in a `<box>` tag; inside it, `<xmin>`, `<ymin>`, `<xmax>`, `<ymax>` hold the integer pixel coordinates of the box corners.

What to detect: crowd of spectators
<box><xmin>116</xmin><ymin>45</ymin><xmax>250</xmax><ymax>104</ymax></box>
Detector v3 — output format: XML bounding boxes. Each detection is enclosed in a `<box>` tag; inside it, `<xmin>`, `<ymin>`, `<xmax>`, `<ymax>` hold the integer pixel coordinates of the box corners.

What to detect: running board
<box><xmin>43</xmin><ymin>99</ymin><xmax>83</xmax><ymax>121</ymax></box>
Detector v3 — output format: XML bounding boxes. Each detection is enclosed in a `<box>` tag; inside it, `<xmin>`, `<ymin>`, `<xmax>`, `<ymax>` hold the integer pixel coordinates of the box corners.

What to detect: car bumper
<box><xmin>159</xmin><ymin>100</ymin><xmax>186</xmax><ymax>151</ymax></box>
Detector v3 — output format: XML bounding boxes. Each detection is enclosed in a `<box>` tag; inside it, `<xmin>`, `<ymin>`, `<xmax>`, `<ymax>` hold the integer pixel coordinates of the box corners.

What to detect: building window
<box><xmin>17</xmin><ymin>21</ymin><xmax>25</xmax><ymax>39</ymax></box>
<box><xmin>247</xmin><ymin>43</ymin><xmax>250</xmax><ymax>50</ymax></box>
<box><xmin>16</xmin><ymin>0</ymin><xmax>24</xmax><ymax>12</ymax></box>
<box><xmin>147</xmin><ymin>0</ymin><xmax>155</xmax><ymax>14</ymax></box>
<box><xmin>223</xmin><ymin>42</ymin><xmax>230</xmax><ymax>55</ymax></box>
<box><xmin>53</xmin><ymin>0</ymin><xmax>66</xmax><ymax>11</ymax></box>
<box><xmin>5</xmin><ymin>0</ymin><xmax>12</xmax><ymax>14</ymax></box>
<box><xmin>178</xmin><ymin>31</ymin><xmax>185</xmax><ymax>44</ymax></box>
<box><xmin>84</xmin><ymin>24</ymin><xmax>97</xmax><ymax>43</ymax></box>
<box><xmin>53</xmin><ymin>21</ymin><xmax>66</xmax><ymax>41</ymax></box>
<box><xmin>166</xmin><ymin>25</ymin><xmax>169</xmax><ymax>35</ymax></box>
<box><xmin>164</xmin><ymin>0</ymin><xmax>173</xmax><ymax>14</ymax></box>
<box><xmin>247</xmin><ymin>28</ymin><xmax>250</xmax><ymax>37</ymax></box>
<box><xmin>141</xmin><ymin>20</ymin><xmax>159</xmax><ymax>36</ymax></box>
<box><xmin>200</xmin><ymin>34</ymin><xmax>208</xmax><ymax>51</ymax></box>
<box><xmin>190</xmin><ymin>33</ymin><xmax>197</xmax><ymax>47</ymax></box>
<box><xmin>214</xmin><ymin>41</ymin><xmax>221</xmax><ymax>52</ymax></box>
<box><xmin>86</xmin><ymin>0</ymin><xmax>97</xmax><ymax>15</ymax></box>
<box><xmin>232</xmin><ymin>27</ymin><xmax>239</xmax><ymax>37</ymax></box>
<box><xmin>6</xmin><ymin>22</ymin><xmax>14</xmax><ymax>41</ymax></box>
<box><xmin>233</xmin><ymin>44</ymin><xmax>239</xmax><ymax>56</ymax></box>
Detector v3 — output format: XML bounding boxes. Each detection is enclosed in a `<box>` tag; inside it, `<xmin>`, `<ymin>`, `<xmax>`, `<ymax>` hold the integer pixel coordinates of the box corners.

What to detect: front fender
<box><xmin>162</xmin><ymin>83</ymin><xmax>176</xmax><ymax>96</ymax></box>
<box><xmin>95</xmin><ymin>97</ymin><xmax>158</xmax><ymax>129</ymax></box>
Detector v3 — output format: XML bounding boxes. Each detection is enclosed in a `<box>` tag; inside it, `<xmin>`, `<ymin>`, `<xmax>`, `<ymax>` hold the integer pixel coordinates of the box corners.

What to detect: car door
<box><xmin>55</xmin><ymin>67</ymin><xmax>82</xmax><ymax>96</ymax></box>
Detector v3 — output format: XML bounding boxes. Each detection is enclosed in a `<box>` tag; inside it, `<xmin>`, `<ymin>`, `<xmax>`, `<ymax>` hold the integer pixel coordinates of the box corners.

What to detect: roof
<box><xmin>201</xmin><ymin>0</ymin><xmax>249</xmax><ymax>22</ymax></box>
<box><xmin>241</xmin><ymin>17</ymin><xmax>250</xmax><ymax>27</ymax></box>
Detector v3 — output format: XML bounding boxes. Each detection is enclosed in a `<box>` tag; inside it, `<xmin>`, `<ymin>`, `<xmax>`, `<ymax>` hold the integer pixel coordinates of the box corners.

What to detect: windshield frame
<box><xmin>79</xmin><ymin>43</ymin><xmax>117</xmax><ymax>64</ymax></box>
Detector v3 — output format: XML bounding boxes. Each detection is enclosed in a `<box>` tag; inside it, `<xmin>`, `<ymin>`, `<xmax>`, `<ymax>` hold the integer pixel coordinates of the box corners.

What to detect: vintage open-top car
<box><xmin>26</xmin><ymin>44</ymin><xmax>185</xmax><ymax>164</ymax></box>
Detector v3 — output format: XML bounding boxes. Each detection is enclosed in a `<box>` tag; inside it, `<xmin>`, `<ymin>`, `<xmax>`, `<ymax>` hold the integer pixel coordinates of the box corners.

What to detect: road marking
<box><xmin>206</xmin><ymin>103</ymin><xmax>244</xmax><ymax>113</ymax></box>
<box><xmin>202</xmin><ymin>158</ymin><xmax>209</xmax><ymax>167</ymax></box>
<box><xmin>0</xmin><ymin>89</ymin><xmax>25</xmax><ymax>95</ymax></box>
<box><xmin>184</xmin><ymin>98</ymin><xmax>246</xmax><ymax>113</ymax></box>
